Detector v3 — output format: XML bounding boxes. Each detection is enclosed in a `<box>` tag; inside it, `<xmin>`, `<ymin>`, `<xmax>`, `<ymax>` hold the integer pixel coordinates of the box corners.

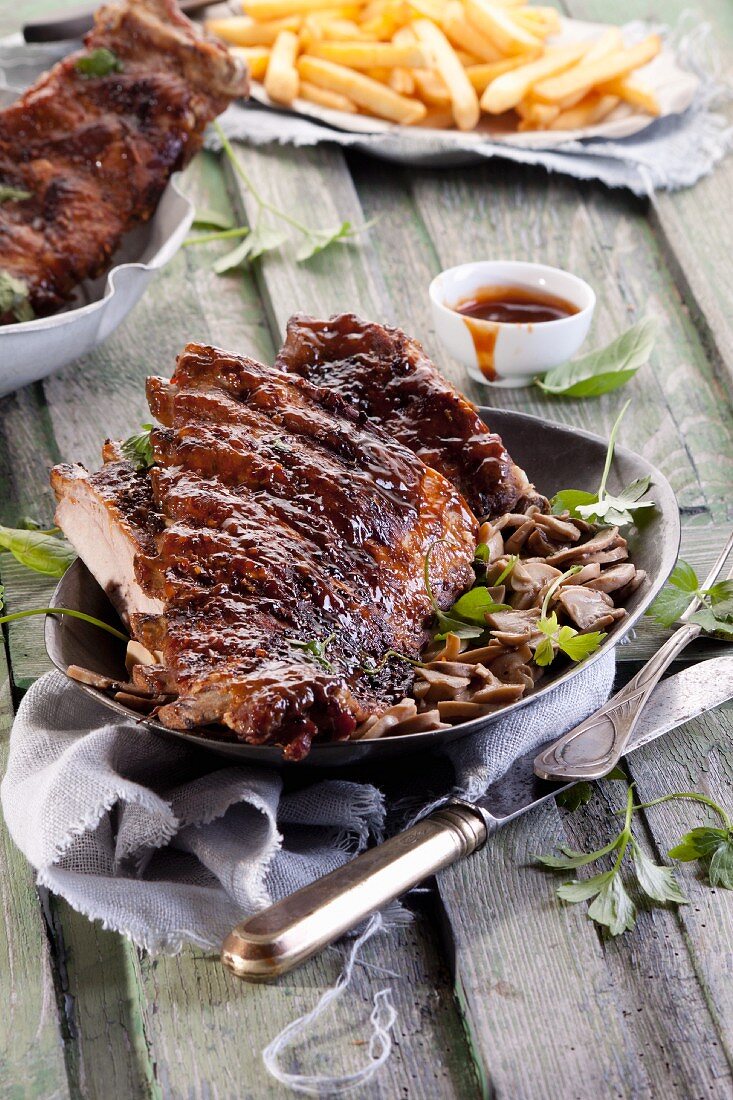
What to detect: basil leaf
<box><xmin>0</xmin><ymin>525</ymin><xmax>75</xmax><ymax>577</ymax></box>
<box><xmin>75</xmin><ymin>47</ymin><xmax>123</xmax><ymax>78</ymax></box>
<box><xmin>121</xmin><ymin>424</ymin><xmax>154</xmax><ymax>470</ymax></box>
<box><xmin>536</xmin><ymin>318</ymin><xmax>657</xmax><ymax>398</ymax></box>
<box><xmin>474</xmin><ymin>542</ymin><xmax>490</xmax><ymax>563</ymax></box>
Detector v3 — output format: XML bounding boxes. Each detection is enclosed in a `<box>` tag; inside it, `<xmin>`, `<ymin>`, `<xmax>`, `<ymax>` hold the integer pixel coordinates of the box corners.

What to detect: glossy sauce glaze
<box><xmin>453</xmin><ymin>285</ymin><xmax>579</xmax><ymax>380</ymax></box>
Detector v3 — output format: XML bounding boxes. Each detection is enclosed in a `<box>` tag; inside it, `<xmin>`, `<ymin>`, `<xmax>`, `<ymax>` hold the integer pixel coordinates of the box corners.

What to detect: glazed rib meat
<box><xmin>276</xmin><ymin>313</ymin><xmax>540</xmax><ymax>519</ymax></box>
<box><xmin>53</xmin><ymin>343</ymin><xmax>477</xmax><ymax>760</ymax></box>
<box><xmin>0</xmin><ymin>0</ymin><xmax>248</xmax><ymax>323</ymax></box>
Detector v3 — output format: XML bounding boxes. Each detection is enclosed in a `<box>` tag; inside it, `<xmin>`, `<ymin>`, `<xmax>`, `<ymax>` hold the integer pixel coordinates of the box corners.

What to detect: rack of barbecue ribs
<box><xmin>0</xmin><ymin>0</ymin><xmax>248</xmax><ymax>325</ymax></box>
<box><xmin>52</xmin><ymin>340</ymin><xmax>478</xmax><ymax>760</ymax></box>
<box><xmin>276</xmin><ymin>313</ymin><xmax>542</xmax><ymax>519</ymax></box>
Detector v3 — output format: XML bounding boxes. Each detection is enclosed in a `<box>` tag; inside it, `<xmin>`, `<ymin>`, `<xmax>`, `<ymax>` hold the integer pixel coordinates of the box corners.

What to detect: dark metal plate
<box><xmin>45</xmin><ymin>407</ymin><xmax>680</xmax><ymax>767</ymax></box>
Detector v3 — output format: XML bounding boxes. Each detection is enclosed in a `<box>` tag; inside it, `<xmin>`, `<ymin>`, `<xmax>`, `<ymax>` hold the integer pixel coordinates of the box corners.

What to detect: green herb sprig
<box><xmin>633</xmin><ymin>792</ymin><xmax>733</xmax><ymax>890</ymax></box>
<box><xmin>0</xmin><ymin>271</ymin><xmax>33</xmax><ymax>323</ymax></box>
<box><xmin>536</xmin><ymin>318</ymin><xmax>656</xmax><ymax>398</ymax></box>
<box><xmin>289</xmin><ymin>633</ymin><xmax>336</xmax><ymax>671</ymax></box>
<box><xmin>75</xmin><ymin>47</ymin><xmax>123</xmax><ymax>78</ymax></box>
<box><xmin>533</xmin><ymin>567</ymin><xmax>606</xmax><ymax>668</ymax></box>
<box><xmin>646</xmin><ymin>558</ymin><xmax>733</xmax><ymax>636</ymax></box>
<box><xmin>0</xmin><ymin>584</ymin><xmax>127</xmax><ymax>642</ymax></box>
<box><xmin>184</xmin><ymin>121</ymin><xmax>373</xmax><ymax>270</ymax></box>
<box><xmin>424</xmin><ymin>540</ymin><xmax>510</xmax><ymax>641</ymax></box>
<box><xmin>537</xmin><ymin>786</ymin><xmax>687</xmax><ymax>936</ymax></box>
<box><xmin>551</xmin><ymin>401</ymin><xmax>655</xmax><ymax>528</ymax></box>
<box><xmin>121</xmin><ymin>424</ymin><xmax>155</xmax><ymax>471</ymax></box>
<box><xmin>0</xmin><ymin>186</ymin><xmax>31</xmax><ymax>203</ymax></box>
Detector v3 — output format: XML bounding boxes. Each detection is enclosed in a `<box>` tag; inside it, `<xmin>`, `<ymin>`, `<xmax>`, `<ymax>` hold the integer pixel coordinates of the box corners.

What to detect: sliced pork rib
<box><xmin>276</xmin><ymin>313</ymin><xmax>541</xmax><ymax>519</ymax></box>
<box><xmin>0</xmin><ymin>0</ymin><xmax>248</xmax><ymax>324</ymax></box>
<box><xmin>53</xmin><ymin>343</ymin><xmax>477</xmax><ymax>760</ymax></box>
<box><xmin>51</xmin><ymin>459</ymin><xmax>164</xmax><ymax>627</ymax></box>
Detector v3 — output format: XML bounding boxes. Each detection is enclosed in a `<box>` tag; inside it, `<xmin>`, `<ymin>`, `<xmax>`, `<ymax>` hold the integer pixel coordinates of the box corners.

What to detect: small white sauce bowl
<box><xmin>429</xmin><ymin>260</ymin><xmax>596</xmax><ymax>388</ymax></box>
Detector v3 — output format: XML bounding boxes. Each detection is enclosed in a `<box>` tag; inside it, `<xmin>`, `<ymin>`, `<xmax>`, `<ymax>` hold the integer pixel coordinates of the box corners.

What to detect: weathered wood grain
<box><xmin>0</xmin><ymin>648</ymin><xmax>70</xmax><ymax>1100</ymax></box>
<box><xmin>566</xmin><ymin>0</ymin><xmax>733</xmax><ymax>398</ymax></box>
<box><xmin>136</xmin><ymin>911</ymin><xmax>479</xmax><ymax>1100</ymax></box>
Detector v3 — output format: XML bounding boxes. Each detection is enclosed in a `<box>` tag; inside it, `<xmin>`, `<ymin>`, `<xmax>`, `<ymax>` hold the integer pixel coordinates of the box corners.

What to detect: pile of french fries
<box><xmin>207</xmin><ymin>0</ymin><xmax>662</xmax><ymax>133</ymax></box>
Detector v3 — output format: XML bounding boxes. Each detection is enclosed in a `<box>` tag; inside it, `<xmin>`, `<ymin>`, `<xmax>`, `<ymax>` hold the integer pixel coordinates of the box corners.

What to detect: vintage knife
<box><xmin>222</xmin><ymin>656</ymin><xmax>733</xmax><ymax>981</ymax></box>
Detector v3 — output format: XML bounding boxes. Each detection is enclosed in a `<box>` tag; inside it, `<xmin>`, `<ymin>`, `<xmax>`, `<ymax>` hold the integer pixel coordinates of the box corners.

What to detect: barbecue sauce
<box><xmin>453</xmin><ymin>284</ymin><xmax>579</xmax><ymax>380</ymax></box>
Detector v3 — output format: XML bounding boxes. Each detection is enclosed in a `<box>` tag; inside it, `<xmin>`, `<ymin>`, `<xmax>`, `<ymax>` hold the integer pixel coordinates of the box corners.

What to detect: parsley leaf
<box><xmin>474</xmin><ymin>542</ymin><xmax>490</xmax><ymax>563</ymax></box>
<box><xmin>536</xmin><ymin>787</ymin><xmax>686</xmax><ymax>936</ymax></box>
<box><xmin>0</xmin><ymin>185</ymin><xmax>31</xmax><ymax>203</ymax></box>
<box><xmin>536</xmin><ymin>317</ymin><xmax>656</xmax><ymax>398</ymax></box>
<box><xmin>121</xmin><ymin>424</ymin><xmax>154</xmax><ymax>470</ymax></box>
<box><xmin>295</xmin><ymin>220</ymin><xmax>369</xmax><ymax>262</ymax></box>
<box><xmin>550</xmin><ymin>402</ymin><xmax>655</xmax><ymax>529</ymax></box>
<box><xmin>556</xmin><ymin>782</ymin><xmax>594</xmax><ymax>811</ymax></box>
<box><xmin>75</xmin><ymin>47</ymin><xmax>123</xmax><ymax>78</ymax></box>
<box><xmin>212</xmin><ymin>221</ymin><xmax>289</xmax><ymax>273</ymax></box>
<box><xmin>533</xmin><ymin>569</ymin><xmax>606</xmax><ymax>668</ymax></box>
<box><xmin>634</xmin><ymin>791</ymin><xmax>733</xmax><ymax>891</ymax></box>
<box><xmin>647</xmin><ymin>557</ymin><xmax>733</xmax><ymax>633</ymax></box>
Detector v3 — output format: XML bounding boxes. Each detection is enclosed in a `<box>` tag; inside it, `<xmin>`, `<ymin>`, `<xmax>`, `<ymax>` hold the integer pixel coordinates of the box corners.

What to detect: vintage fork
<box><xmin>533</xmin><ymin>531</ymin><xmax>733</xmax><ymax>782</ymax></box>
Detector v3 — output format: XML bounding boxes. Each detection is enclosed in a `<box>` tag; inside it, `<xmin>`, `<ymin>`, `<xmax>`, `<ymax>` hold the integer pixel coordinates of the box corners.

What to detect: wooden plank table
<box><xmin>1</xmin><ymin>2</ymin><xmax>732</xmax><ymax>1096</ymax></box>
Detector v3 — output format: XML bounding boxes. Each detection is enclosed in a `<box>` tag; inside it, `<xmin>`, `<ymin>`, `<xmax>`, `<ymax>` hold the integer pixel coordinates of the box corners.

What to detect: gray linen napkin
<box><xmin>1</xmin><ymin>656</ymin><xmax>615</xmax><ymax>953</ymax></box>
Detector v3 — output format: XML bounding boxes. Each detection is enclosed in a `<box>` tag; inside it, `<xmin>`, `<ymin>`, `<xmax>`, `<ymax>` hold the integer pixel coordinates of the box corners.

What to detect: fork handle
<box><xmin>533</xmin><ymin>620</ymin><xmax>701</xmax><ymax>781</ymax></box>
<box><xmin>221</xmin><ymin>801</ymin><xmax>487</xmax><ymax>982</ymax></box>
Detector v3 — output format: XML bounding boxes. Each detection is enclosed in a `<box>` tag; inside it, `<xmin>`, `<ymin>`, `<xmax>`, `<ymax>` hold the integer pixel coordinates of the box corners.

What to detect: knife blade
<box><xmin>221</xmin><ymin>658</ymin><xmax>733</xmax><ymax>981</ymax></box>
<box><xmin>23</xmin><ymin>1</ymin><xmax>211</xmax><ymax>43</ymax></box>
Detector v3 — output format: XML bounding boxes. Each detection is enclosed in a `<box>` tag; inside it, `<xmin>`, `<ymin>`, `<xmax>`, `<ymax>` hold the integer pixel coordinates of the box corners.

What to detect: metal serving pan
<box><xmin>45</xmin><ymin>407</ymin><xmax>680</xmax><ymax>767</ymax></box>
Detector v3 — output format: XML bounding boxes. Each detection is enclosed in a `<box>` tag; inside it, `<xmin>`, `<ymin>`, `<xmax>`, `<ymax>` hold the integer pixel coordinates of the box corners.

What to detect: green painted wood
<box><xmin>565</xmin><ymin>0</ymin><xmax>733</xmax><ymax>399</ymax></box>
<box><xmin>136</xmin><ymin>915</ymin><xmax>479</xmax><ymax>1099</ymax></box>
<box><xmin>0</xmin><ymin>648</ymin><xmax>70</xmax><ymax>1100</ymax></box>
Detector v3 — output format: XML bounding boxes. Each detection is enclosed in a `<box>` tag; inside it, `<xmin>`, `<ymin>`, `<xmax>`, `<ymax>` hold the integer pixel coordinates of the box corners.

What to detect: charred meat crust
<box><xmin>0</xmin><ymin>0</ymin><xmax>248</xmax><ymax>323</ymax></box>
<box><xmin>276</xmin><ymin>312</ymin><xmax>543</xmax><ymax>519</ymax></box>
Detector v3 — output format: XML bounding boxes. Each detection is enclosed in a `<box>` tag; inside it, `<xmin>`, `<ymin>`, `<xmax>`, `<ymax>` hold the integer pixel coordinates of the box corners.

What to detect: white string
<box><xmin>262</xmin><ymin>913</ymin><xmax>398</xmax><ymax>1095</ymax></box>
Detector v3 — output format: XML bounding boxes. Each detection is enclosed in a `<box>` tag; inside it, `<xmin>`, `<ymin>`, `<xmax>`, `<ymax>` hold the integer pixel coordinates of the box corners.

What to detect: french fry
<box><xmin>598</xmin><ymin>75</ymin><xmax>660</xmax><ymax>115</ymax></box>
<box><xmin>305</xmin><ymin>40</ymin><xmax>427</xmax><ymax>67</ymax></box>
<box><xmin>480</xmin><ymin>42</ymin><xmax>588</xmax><ymax>113</ymax></box>
<box><xmin>412</xmin><ymin>18</ymin><xmax>480</xmax><ymax>130</ymax></box>
<box><xmin>466</xmin><ymin>54</ymin><xmax>538</xmax><ymax>93</ymax></box>
<box><xmin>207</xmin><ymin>14</ymin><xmax>301</xmax><ymax>46</ymax></box>
<box><xmin>417</xmin><ymin>106</ymin><xmax>456</xmax><ymax>127</ymax></box>
<box><xmin>243</xmin><ymin>0</ymin><xmax>364</xmax><ymax>17</ymax></box>
<box><xmin>513</xmin><ymin>6</ymin><xmax>561</xmax><ymax>36</ymax></box>
<box><xmin>230</xmin><ymin>45</ymin><xmax>271</xmax><ymax>80</ymax></box>
<box><xmin>532</xmin><ymin>35</ymin><xmax>661</xmax><ymax>103</ymax></box>
<box><xmin>412</xmin><ymin>67</ymin><xmax>451</xmax><ymax>106</ymax></box>
<box><xmin>541</xmin><ymin>28</ymin><xmax>624</xmax><ymax>111</ymax></box>
<box><xmin>264</xmin><ymin>30</ymin><xmax>300</xmax><ymax>104</ymax></box>
<box><xmin>297</xmin><ymin>55</ymin><xmax>427</xmax><ymax>121</ymax></box>
<box><xmin>514</xmin><ymin>98</ymin><xmax>559</xmax><ymax>126</ymax></box>
<box><xmin>441</xmin><ymin>1</ymin><xmax>503</xmax><ymax>63</ymax></box>
<box><xmin>300</xmin><ymin>78</ymin><xmax>359</xmax><ymax>110</ymax></box>
<box><xmin>464</xmin><ymin>0</ymin><xmax>543</xmax><ymax>55</ymax></box>
<box><xmin>408</xmin><ymin>0</ymin><xmax>445</xmax><ymax>20</ymax></box>
<box><xmin>548</xmin><ymin>91</ymin><xmax>619</xmax><ymax>130</ymax></box>
<box><xmin>389</xmin><ymin>66</ymin><xmax>416</xmax><ymax>94</ymax></box>
<box><xmin>316</xmin><ymin>17</ymin><xmax>373</xmax><ymax>39</ymax></box>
